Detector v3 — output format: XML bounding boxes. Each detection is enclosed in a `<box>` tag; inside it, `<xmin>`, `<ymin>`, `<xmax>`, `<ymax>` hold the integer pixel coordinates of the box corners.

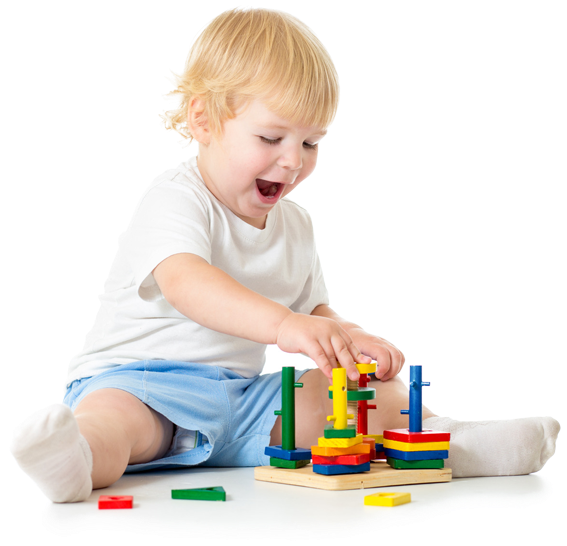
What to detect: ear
<box><xmin>187</xmin><ymin>97</ymin><xmax>211</xmax><ymax>144</ymax></box>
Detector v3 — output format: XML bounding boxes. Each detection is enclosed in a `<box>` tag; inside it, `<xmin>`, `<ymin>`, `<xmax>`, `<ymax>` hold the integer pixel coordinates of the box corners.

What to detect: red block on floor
<box><xmin>98</xmin><ymin>495</ymin><xmax>133</xmax><ymax>509</ymax></box>
<box><xmin>312</xmin><ymin>453</ymin><xmax>371</xmax><ymax>466</ymax></box>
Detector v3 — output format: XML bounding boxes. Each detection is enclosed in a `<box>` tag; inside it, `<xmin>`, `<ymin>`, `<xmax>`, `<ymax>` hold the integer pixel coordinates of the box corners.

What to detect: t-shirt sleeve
<box><xmin>119</xmin><ymin>177</ymin><xmax>212</xmax><ymax>302</ymax></box>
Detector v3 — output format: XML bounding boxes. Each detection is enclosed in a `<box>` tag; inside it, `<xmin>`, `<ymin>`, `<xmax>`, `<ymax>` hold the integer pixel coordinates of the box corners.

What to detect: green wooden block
<box><xmin>323</xmin><ymin>424</ymin><xmax>357</xmax><ymax>438</ymax></box>
<box><xmin>386</xmin><ymin>457</ymin><xmax>444</xmax><ymax>469</ymax></box>
<box><xmin>328</xmin><ymin>387</ymin><xmax>376</xmax><ymax>401</ymax></box>
<box><xmin>270</xmin><ymin>457</ymin><xmax>310</xmax><ymax>469</ymax></box>
<box><xmin>171</xmin><ymin>486</ymin><xmax>226</xmax><ymax>501</ymax></box>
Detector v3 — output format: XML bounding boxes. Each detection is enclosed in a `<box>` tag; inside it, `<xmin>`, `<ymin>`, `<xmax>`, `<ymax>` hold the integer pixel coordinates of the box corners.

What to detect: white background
<box><xmin>2</xmin><ymin>1</ymin><xmax>565</xmax><ymax>544</ymax></box>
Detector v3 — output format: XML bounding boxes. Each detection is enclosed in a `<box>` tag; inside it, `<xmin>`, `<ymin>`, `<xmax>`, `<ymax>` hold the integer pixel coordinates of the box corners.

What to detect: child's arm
<box><xmin>152</xmin><ymin>253</ymin><xmax>368</xmax><ymax>381</ymax></box>
<box><xmin>311</xmin><ymin>304</ymin><xmax>405</xmax><ymax>381</ymax></box>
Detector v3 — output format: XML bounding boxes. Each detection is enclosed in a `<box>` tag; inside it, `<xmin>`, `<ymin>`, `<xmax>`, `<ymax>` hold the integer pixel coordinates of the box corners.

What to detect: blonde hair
<box><xmin>163</xmin><ymin>8</ymin><xmax>339</xmax><ymax>140</ymax></box>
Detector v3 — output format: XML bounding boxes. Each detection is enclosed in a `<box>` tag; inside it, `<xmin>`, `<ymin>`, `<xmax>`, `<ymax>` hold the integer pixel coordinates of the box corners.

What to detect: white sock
<box><xmin>11</xmin><ymin>404</ymin><xmax>93</xmax><ymax>503</ymax></box>
<box><xmin>423</xmin><ymin>415</ymin><xmax>560</xmax><ymax>478</ymax></box>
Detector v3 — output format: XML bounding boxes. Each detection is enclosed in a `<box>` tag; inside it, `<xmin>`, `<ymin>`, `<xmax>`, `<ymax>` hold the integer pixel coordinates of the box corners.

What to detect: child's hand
<box><xmin>276</xmin><ymin>314</ymin><xmax>371</xmax><ymax>382</ymax></box>
<box><xmin>347</xmin><ymin>328</ymin><xmax>405</xmax><ymax>381</ymax></box>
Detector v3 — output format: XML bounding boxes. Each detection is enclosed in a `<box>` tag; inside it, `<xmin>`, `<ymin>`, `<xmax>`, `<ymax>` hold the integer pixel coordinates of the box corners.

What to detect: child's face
<box><xmin>197</xmin><ymin>99</ymin><xmax>327</xmax><ymax>229</ymax></box>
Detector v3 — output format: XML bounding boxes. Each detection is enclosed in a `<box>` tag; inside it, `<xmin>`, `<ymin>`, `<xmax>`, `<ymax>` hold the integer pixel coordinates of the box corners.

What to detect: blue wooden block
<box><xmin>265</xmin><ymin>445</ymin><xmax>312</xmax><ymax>461</ymax></box>
<box><xmin>384</xmin><ymin>448</ymin><xmax>449</xmax><ymax>461</ymax></box>
<box><xmin>313</xmin><ymin>462</ymin><xmax>371</xmax><ymax>475</ymax></box>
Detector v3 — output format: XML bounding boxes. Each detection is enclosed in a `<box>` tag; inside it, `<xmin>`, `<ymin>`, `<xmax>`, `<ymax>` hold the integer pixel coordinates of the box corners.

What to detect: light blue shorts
<box><xmin>63</xmin><ymin>360</ymin><xmax>311</xmax><ymax>472</ymax></box>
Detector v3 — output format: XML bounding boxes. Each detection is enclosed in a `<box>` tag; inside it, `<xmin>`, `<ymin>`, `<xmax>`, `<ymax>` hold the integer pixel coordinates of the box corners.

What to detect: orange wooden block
<box><xmin>311</xmin><ymin>443</ymin><xmax>371</xmax><ymax>457</ymax></box>
<box><xmin>363</xmin><ymin>437</ymin><xmax>376</xmax><ymax>447</ymax></box>
<box><xmin>363</xmin><ymin>437</ymin><xmax>376</xmax><ymax>459</ymax></box>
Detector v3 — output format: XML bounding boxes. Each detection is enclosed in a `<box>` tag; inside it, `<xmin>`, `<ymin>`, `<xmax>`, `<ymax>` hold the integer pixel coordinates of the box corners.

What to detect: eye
<box><xmin>260</xmin><ymin>136</ymin><xmax>318</xmax><ymax>150</ymax></box>
<box><xmin>260</xmin><ymin>136</ymin><xmax>281</xmax><ymax>145</ymax></box>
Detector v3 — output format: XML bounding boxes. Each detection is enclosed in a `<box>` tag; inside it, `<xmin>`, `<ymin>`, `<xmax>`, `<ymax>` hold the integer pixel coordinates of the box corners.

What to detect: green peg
<box><xmin>273</xmin><ymin>367</ymin><xmax>303</xmax><ymax>451</ymax></box>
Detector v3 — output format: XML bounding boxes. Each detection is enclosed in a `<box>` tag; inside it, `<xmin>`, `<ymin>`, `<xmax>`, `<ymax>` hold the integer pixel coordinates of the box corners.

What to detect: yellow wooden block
<box><xmin>364</xmin><ymin>434</ymin><xmax>384</xmax><ymax>444</ymax></box>
<box><xmin>364</xmin><ymin>492</ymin><xmax>411</xmax><ymax>507</ymax></box>
<box><xmin>356</xmin><ymin>362</ymin><xmax>377</xmax><ymax>374</ymax></box>
<box><xmin>311</xmin><ymin>443</ymin><xmax>371</xmax><ymax>457</ymax></box>
<box><xmin>318</xmin><ymin>434</ymin><xmax>363</xmax><ymax>448</ymax></box>
<box><xmin>383</xmin><ymin>439</ymin><xmax>450</xmax><ymax>452</ymax></box>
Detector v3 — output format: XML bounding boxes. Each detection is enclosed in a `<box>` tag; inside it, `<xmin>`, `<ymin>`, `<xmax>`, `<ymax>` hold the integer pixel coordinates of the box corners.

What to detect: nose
<box><xmin>277</xmin><ymin>144</ymin><xmax>303</xmax><ymax>171</ymax></box>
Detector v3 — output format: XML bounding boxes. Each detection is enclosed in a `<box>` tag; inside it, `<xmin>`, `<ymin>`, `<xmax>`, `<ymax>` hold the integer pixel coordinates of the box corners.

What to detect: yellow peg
<box><xmin>326</xmin><ymin>368</ymin><xmax>354</xmax><ymax>429</ymax></box>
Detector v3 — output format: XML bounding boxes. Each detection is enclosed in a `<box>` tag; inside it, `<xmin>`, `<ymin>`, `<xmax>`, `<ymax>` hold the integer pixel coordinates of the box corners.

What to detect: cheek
<box><xmin>239</xmin><ymin>143</ymin><xmax>273</xmax><ymax>173</ymax></box>
<box><xmin>302</xmin><ymin>151</ymin><xmax>318</xmax><ymax>177</ymax></box>
<box><xmin>227</xmin><ymin>151</ymin><xmax>258</xmax><ymax>179</ymax></box>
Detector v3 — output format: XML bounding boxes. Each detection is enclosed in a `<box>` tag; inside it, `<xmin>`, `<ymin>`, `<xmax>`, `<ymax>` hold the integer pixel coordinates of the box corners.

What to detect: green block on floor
<box><xmin>270</xmin><ymin>457</ymin><xmax>310</xmax><ymax>469</ymax></box>
<box><xmin>171</xmin><ymin>486</ymin><xmax>226</xmax><ymax>501</ymax></box>
<box><xmin>387</xmin><ymin>457</ymin><xmax>445</xmax><ymax>470</ymax></box>
<box><xmin>323</xmin><ymin>424</ymin><xmax>357</xmax><ymax>438</ymax></box>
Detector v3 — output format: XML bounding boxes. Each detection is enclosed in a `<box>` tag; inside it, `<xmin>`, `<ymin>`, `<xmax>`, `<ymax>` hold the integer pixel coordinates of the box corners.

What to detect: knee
<box><xmin>74</xmin><ymin>388</ymin><xmax>172</xmax><ymax>461</ymax></box>
<box><xmin>294</xmin><ymin>370</ymin><xmax>333</xmax><ymax>443</ymax></box>
<box><xmin>298</xmin><ymin>369</ymin><xmax>331</xmax><ymax>410</ymax></box>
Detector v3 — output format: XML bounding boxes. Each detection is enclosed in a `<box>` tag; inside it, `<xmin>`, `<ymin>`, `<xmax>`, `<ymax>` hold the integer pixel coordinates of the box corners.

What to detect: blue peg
<box><xmin>400</xmin><ymin>365</ymin><xmax>430</xmax><ymax>432</ymax></box>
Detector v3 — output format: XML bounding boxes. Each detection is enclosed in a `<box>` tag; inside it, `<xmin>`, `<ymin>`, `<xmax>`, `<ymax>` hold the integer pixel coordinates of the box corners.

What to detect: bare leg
<box><xmin>74</xmin><ymin>388</ymin><xmax>174</xmax><ymax>489</ymax></box>
<box><xmin>11</xmin><ymin>389</ymin><xmax>174</xmax><ymax>502</ymax></box>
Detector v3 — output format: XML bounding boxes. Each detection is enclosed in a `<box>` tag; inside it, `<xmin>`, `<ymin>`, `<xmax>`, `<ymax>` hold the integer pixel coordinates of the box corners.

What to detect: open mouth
<box><xmin>256</xmin><ymin>179</ymin><xmax>283</xmax><ymax>199</ymax></box>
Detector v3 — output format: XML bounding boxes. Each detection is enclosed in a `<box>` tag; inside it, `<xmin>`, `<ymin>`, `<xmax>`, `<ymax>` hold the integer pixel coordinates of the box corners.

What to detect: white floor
<box><xmin>5</xmin><ymin>451</ymin><xmax>564</xmax><ymax>546</ymax></box>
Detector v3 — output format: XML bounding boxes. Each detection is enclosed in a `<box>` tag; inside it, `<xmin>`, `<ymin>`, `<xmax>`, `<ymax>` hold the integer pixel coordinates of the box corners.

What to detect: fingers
<box><xmin>306</xmin><ymin>335</ymin><xmax>363</xmax><ymax>382</ymax></box>
<box><xmin>276</xmin><ymin>314</ymin><xmax>375</xmax><ymax>381</ymax></box>
<box><xmin>328</xmin><ymin>332</ymin><xmax>373</xmax><ymax>381</ymax></box>
<box><xmin>332</xmin><ymin>339</ymin><xmax>359</xmax><ymax>381</ymax></box>
<box><xmin>306</xmin><ymin>340</ymin><xmax>352</xmax><ymax>382</ymax></box>
<box><xmin>374</xmin><ymin>342</ymin><xmax>405</xmax><ymax>381</ymax></box>
<box><xmin>305</xmin><ymin>342</ymin><xmax>336</xmax><ymax>381</ymax></box>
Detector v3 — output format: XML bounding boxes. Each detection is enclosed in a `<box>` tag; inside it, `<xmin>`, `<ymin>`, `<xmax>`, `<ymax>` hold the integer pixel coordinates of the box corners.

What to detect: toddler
<box><xmin>11</xmin><ymin>8</ymin><xmax>559</xmax><ymax>503</ymax></box>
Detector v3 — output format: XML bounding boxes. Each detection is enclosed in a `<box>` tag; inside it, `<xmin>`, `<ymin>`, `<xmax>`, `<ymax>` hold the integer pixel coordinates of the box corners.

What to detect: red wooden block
<box><xmin>374</xmin><ymin>451</ymin><xmax>387</xmax><ymax>460</ymax></box>
<box><xmin>98</xmin><ymin>495</ymin><xmax>133</xmax><ymax>509</ymax></box>
<box><xmin>312</xmin><ymin>453</ymin><xmax>371</xmax><ymax>466</ymax></box>
<box><xmin>383</xmin><ymin>429</ymin><xmax>451</xmax><ymax>443</ymax></box>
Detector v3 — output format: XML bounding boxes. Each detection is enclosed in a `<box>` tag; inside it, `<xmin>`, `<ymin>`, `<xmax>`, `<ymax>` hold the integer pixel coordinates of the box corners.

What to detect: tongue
<box><xmin>257</xmin><ymin>179</ymin><xmax>279</xmax><ymax>197</ymax></box>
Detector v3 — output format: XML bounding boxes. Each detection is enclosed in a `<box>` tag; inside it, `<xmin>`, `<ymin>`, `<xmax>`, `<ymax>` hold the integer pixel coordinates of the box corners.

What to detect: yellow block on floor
<box><xmin>364</xmin><ymin>492</ymin><xmax>411</xmax><ymax>507</ymax></box>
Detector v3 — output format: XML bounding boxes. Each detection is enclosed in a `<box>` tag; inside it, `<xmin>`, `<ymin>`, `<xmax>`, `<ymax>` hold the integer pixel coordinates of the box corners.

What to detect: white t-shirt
<box><xmin>67</xmin><ymin>157</ymin><xmax>329</xmax><ymax>385</ymax></box>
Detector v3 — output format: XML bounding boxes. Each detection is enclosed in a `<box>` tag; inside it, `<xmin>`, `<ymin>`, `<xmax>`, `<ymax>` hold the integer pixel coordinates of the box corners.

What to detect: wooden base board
<box><xmin>254</xmin><ymin>461</ymin><xmax>451</xmax><ymax>491</ymax></box>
